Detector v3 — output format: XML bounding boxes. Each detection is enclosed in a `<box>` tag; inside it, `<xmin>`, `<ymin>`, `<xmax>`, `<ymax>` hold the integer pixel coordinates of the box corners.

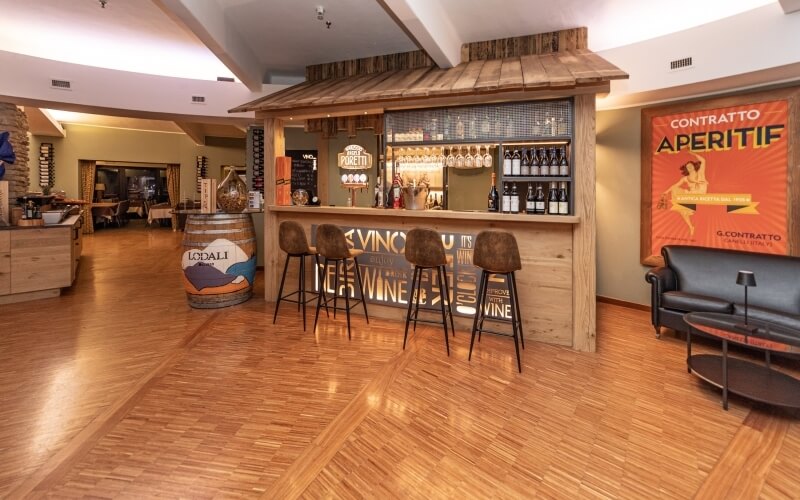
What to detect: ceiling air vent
<box><xmin>669</xmin><ymin>57</ymin><xmax>693</xmax><ymax>71</ymax></box>
<box><xmin>50</xmin><ymin>79</ymin><xmax>72</xmax><ymax>90</ymax></box>
<box><xmin>191</xmin><ymin>95</ymin><xmax>206</xmax><ymax>104</ymax></box>
<box><xmin>216</xmin><ymin>76</ymin><xmax>234</xmax><ymax>82</ymax></box>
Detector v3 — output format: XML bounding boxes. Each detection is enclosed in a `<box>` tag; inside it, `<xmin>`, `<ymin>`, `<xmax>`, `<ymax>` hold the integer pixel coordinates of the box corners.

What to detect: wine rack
<box><xmin>39</xmin><ymin>143</ymin><xmax>55</xmax><ymax>188</ymax></box>
<box><xmin>195</xmin><ymin>155</ymin><xmax>208</xmax><ymax>193</ymax></box>
<box><xmin>385</xmin><ymin>99</ymin><xmax>575</xmax><ymax>215</ymax></box>
<box><xmin>249</xmin><ymin>126</ymin><xmax>264</xmax><ymax>194</ymax></box>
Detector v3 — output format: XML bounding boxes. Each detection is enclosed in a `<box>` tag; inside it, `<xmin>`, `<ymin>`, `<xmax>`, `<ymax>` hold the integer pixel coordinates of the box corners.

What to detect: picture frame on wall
<box><xmin>640</xmin><ymin>86</ymin><xmax>800</xmax><ymax>266</ymax></box>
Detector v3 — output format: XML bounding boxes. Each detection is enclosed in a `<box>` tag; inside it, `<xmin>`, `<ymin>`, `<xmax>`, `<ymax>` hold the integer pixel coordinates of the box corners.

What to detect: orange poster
<box><xmin>650</xmin><ymin>100</ymin><xmax>788</xmax><ymax>256</ymax></box>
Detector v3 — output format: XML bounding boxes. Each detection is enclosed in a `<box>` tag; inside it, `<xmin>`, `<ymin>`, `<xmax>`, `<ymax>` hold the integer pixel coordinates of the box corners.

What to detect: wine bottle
<box><xmin>525</xmin><ymin>183</ymin><xmax>535</xmax><ymax>214</ymax></box>
<box><xmin>503</xmin><ymin>149</ymin><xmax>512</xmax><ymax>176</ymax></box>
<box><xmin>547</xmin><ymin>181</ymin><xmax>559</xmax><ymax>215</ymax></box>
<box><xmin>502</xmin><ymin>183</ymin><xmax>511</xmax><ymax>213</ymax></box>
<box><xmin>534</xmin><ymin>183</ymin><xmax>546</xmax><ymax>214</ymax></box>
<box><xmin>488</xmin><ymin>172</ymin><xmax>499</xmax><ymax>212</ymax></box>
<box><xmin>559</xmin><ymin>147</ymin><xmax>569</xmax><ymax>177</ymax></box>
<box><xmin>530</xmin><ymin>148</ymin><xmax>540</xmax><ymax>176</ymax></box>
<box><xmin>558</xmin><ymin>182</ymin><xmax>569</xmax><ymax>215</ymax></box>
<box><xmin>456</xmin><ymin>116</ymin><xmax>465</xmax><ymax>140</ymax></box>
<box><xmin>521</xmin><ymin>148</ymin><xmax>530</xmax><ymax>176</ymax></box>
<box><xmin>549</xmin><ymin>147</ymin><xmax>559</xmax><ymax>176</ymax></box>
<box><xmin>511</xmin><ymin>149</ymin><xmax>521</xmax><ymax>176</ymax></box>
<box><xmin>510</xmin><ymin>183</ymin><xmax>519</xmax><ymax>213</ymax></box>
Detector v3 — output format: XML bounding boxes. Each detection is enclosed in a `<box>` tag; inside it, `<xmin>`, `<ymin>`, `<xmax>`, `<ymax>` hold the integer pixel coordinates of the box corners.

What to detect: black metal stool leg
<box><xmin>403</xmin><ymin>266</ymin><xmax>419</xmax><ymax>350</ymax></box>
<box><xmin>510</xmin><ymin>272</ymin><xmax>524</xmax><ymax>349</ymax></box>
<box><xmin>299</xmin><ymin>255</ymin><xmax>306</xmax><ymax>331</ymax></box>
<box><xmin>441</xmin><ymin>265</ymin><xmax>455</xmax><ymax>337</ymax></box>
<box><xmin>315</xmin><ymin>254</ymin><xmax>329</xmax><ymax>318</ymax></box>
<box><xmin>478</xmin><ymin>272</ymin><xmax>490</xmax><ymax>342</ymax></box>
<box><xmin>413</xmin><ymin>267</ymin><xmax>424</xmax><ymax>331</ymax></box>
<box><xmin>333</xmin><ymin>260</ymin><xmax>340</xmax><ymax>319</ymax></box>
<box><xmin>313</xmin><ymin>257</ymin><xmax>328</xmax><ymax>332</ymax></box>
<box><xmin>469</xmin><ymin>270</ymin><xmax>487</xmax><ymax>361</ymax></box>
<box><xmin>507</xmin><ymin>272</ymin><xmax>522</xmax><ymax>372</ymax></box>
<box><xmin>343</xmin><ymin>258</ymin><xmax>351</xmax><ymax>340</ymax></box>
<box><xmin>273</xmin><ymin>254</ymin><xmax>290</xmax><ymax>324</ymax></box>
<box><xmin>353</xmin><ymin>256</ymin><xmax>369</xmax><ymax>323</ymax></box>
<box><xmin>437</xmin><ymin>265</ymin><xmax>450</xmax><ymax>356</ymax></box>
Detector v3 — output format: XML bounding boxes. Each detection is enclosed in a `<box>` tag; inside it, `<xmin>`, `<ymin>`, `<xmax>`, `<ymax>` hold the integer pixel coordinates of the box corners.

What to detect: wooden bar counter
<box><xmin>265</xmin><ymin>205</ymin><xmax>593</xmax><ymax>349</ymax></box>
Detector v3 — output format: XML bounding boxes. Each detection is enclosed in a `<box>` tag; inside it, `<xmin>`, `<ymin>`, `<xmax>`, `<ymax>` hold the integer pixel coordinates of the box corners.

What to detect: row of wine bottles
<box><xmin>502</xmin><ymin>146</ymin><xmax>569</xmax><ymax>177</ymax></box>
<box><xmin>487</xmin><ymin>173</ymin><xmax>569</xmax><ymax>215</ymax></box>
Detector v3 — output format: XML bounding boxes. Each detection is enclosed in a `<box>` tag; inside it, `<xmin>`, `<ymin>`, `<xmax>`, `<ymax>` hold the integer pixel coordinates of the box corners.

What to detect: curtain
<box><xmin>166</xmin><ymin>163</ymin><xmax>180</xmax><ymax>228</ymax></box>
<box><xmin>78</xmin><ymin>159</ymin><xmax>96</xmax><ymax>234</ymax></box>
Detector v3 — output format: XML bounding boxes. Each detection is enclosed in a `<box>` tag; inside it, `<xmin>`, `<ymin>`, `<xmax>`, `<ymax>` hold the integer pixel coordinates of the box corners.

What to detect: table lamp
<box><xmin>735</xmin><ymin>270</ymin><xmax>757</xmax><ymax>332</ymax></box>
<box><xmin>95</xmin><ymin>183</ymin><xmax>106</xmax><ymax>202</ymax></box>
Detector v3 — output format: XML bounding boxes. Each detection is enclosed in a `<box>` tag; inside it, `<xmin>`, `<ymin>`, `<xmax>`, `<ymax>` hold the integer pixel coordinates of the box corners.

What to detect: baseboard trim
<box><xmin>597</xmin><ymin>295</ymin><xmax>650</xmax><ymax>312</ymax></box>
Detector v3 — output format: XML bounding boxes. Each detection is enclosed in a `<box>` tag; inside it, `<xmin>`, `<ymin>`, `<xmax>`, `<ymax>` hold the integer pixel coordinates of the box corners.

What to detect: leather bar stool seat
<box><xmin>469</xmin><ymin>230</ymin><xmax>525</xmax><ymax>372</ymax></box>
<box><xmin>273</xmin><ymin>221</ymin><xmax>322</xmax><ymax>331</ymax></box>
<box><xmin>313</xmin><ymin>224</ymin><xmax>369</xmax><ymax>338</ymax></box>
<box><xmin>403</xmin><ymin>228</ymin><xmax>455</xmax><ymax>355</ymax></box>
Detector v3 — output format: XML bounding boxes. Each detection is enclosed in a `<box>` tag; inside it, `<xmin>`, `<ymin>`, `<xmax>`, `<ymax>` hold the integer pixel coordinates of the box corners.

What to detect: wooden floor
<box><xmin>1</xmin><ymin>221</ymin><xmax>799</xmax><ymax>498</ymax></box>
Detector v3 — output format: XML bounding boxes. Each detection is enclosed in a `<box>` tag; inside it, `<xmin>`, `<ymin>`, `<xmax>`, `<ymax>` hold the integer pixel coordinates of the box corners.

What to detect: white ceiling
<box><xmin>0</xmin><ymin>0</ymin><xmax>791</xmax><ymax>136</ymax></box>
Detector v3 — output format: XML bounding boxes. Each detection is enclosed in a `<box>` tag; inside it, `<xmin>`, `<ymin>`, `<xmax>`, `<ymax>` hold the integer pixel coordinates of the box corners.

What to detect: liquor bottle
<box><xmin>530</xmin><ymin>148</ymin><xmax>540</xmax><ymax>176</ymax></box>
<box><xmin>534</xmin><ymin>183</ymin><xmax>546</xmax><ymax>214</ymax></box>
<box><xmin>558</xmin><ymin>182</ymin><xmax>569</xmax><ymax>215</ymax></box>
<box><xmin>510</xmin><ymin>183</ymin><xmax>520</xmax><ymax>213</ymax></box>
<box><xmin>456</xmin><ymin>116</ymin><xmax>465</xmax><ymax>140</ymax></box>
<box><xmin>525</xmin><ymin>183</ymin><xmax>535</xmax><ymax>214</ymax></box>
<box><xmin>432</xmin><ymin>194</ymin><xmax>440</xmax><ymax>208</ymax></box>
<box><xmin>559</xmin><ymin>147</ymin><xmax>569</xmax><ymax>177</ymax></box>
<box><xmin>503</xmin><ymin>149</ymin><xmax>512</xmax><ymax>176</ymax></box>
<box><xmin>547</xmin><ymin>181</ymin><xmax>559</xmax><ymax>215</ymax></box>
<box><xmin>520</xmin><ymin>148</ymin><xmax>530</xmax><ymax>176</ymax></box>
<box><xmin>391</xmin><ymin>174</ymin><xmax>403</xmax><ymax>209</ymax></box>
<box><xmin>511</xmin><ymin>149</ymin><xmax>521</xmax><ymax>176</ymax></box>
<box><xmin>502</xmin><ymin>183</ymin><xmax>511</xmax><ymax>213</ymax></box>
<box><xmin>549</xmin><ymin>147</ymin><xmax>559</xmax><ymax>176</ymax></box>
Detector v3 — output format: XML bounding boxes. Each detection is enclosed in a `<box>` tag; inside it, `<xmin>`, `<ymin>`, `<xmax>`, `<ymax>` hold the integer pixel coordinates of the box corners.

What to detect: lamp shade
<box><xmin>95</xmin><ymin>183</ymin><xmax>106</xmax><ymax>191</ymax></box>
<box><xmin>736</xmin><ymin>270</ymin><xmax>756</xmax><ymax>287</ymax></box>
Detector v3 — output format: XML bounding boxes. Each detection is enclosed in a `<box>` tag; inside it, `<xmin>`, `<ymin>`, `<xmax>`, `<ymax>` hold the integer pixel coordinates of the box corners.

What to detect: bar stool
<box><xmin>313</xmin><ymin>224</ymin><xmax>369</xmax><ymax>339</ymax></box>
<box><xmin>402</xmin><ymin>228</ymin><xmax>456</xmax><ymax>355</ymax></box>
<box><xmin>468</xmin><ymin>230</ymin><xmax>525</xmax><ymax>372</ymax></box>
<box><xmin>273</xmin><ymin>221</ymin><xmax>323</xmax><ymax>331</ymax></box>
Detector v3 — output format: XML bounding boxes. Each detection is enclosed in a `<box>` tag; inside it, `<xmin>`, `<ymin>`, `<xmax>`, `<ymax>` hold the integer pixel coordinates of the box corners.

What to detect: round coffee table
<box><xmin>684</xmin><ymin>312</ymin><xmax>800</xmax><ymax>410</ymax></box>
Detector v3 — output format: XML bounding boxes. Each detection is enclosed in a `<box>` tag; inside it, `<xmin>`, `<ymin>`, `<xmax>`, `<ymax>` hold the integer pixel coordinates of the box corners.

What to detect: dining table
<box><xmin>91</xmin><ymin>202</ymin><xmax>119</xmax><ymax>225</ymax></box>
<box><xmin>147</xmin><ymin>203</ymin><xmax>174</xmax><ymax>229</ymax></box>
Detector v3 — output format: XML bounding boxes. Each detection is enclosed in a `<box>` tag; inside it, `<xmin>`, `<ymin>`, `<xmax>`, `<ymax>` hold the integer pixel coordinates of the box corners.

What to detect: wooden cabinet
<box><xmin>0</xmin><ymin>215</ymin><xmax>81</xmax><ymax>304</ymax></box>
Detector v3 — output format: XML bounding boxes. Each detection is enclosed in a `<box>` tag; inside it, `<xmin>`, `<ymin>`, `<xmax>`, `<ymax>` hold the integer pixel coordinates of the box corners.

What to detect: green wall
<box><xmin>29</xmin><ymin>124</ymin><xmax>246</xmax><ymax>200</ymax></box>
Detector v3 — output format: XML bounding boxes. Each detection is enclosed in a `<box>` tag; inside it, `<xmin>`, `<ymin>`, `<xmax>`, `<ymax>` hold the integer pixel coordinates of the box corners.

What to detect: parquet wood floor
<box><xmin>1</xmin><ymin>222</ymin><xmax>798</xmax><ymax>498</ymax></box>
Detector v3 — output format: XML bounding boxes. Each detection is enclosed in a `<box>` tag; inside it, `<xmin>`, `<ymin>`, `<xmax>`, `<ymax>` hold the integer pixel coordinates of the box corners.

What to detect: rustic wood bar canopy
<box><xmin>233</xmin><ymin>28</ymin><xmax>628</xmax><ymax>352</ymax></box>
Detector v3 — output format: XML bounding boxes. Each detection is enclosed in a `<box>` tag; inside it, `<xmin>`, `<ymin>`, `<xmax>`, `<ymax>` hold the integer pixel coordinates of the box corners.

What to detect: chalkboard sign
<box><xmin>287</xmin><ymin>149</ymin><xmax>319</xmax><ymax>205</ymax></box>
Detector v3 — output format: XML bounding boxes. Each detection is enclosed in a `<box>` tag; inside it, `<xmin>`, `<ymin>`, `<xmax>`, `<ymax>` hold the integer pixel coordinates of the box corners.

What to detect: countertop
<box><xmin>0</xmin><ymin>214</ymin><xmax>82</xmax><ymax>231</ymax></box>
<box><xmin>268</xmin><ymin>205</ymin><xmax>580</xmax><ymax>224</ymax></box>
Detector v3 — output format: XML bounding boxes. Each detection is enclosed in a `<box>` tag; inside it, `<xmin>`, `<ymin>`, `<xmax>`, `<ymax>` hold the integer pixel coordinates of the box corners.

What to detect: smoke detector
<box><xmin>316</xmin><ymin>6</ymin><xmax>325</xmax><ymax>20</ymax></box>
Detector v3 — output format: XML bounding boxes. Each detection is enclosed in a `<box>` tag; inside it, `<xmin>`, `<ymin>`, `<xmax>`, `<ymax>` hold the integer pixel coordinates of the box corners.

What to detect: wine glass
<box><xmin>455</xmin><ymin>146</ymin><xmax>465</xmax><ymax>168</ymax></box>
<box><xmin>465</xmin><ymin>145</ymin><xmax>474</xmax><ymax>168</ymax></box>
<box><xmin>483</xmin><ymin>145</ymin><xmax>493</xmax><ymax>168</ymax></box>
<box><xmin>446</xmin><ymin>147</ymin><xmax>455</xmax><ymax>168</ymax></box>
<box><xmin>473</xmin><ymin>146</ymin><xmax>483</xmax><ymax>168</ymax></box>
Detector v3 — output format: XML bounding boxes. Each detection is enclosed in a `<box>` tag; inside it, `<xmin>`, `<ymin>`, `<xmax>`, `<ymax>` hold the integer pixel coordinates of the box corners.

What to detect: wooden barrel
<box><xmin>181</xmin><ymin>213</ymin><xmax>257</xmax><ymax>308</ymax></box>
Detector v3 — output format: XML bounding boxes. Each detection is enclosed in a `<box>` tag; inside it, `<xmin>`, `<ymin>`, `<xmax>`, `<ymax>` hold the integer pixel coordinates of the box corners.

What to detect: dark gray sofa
<box><xmin>645</xmin><ymin>245</ymin><xmax>800</xmax><ymax>337</ymax></box>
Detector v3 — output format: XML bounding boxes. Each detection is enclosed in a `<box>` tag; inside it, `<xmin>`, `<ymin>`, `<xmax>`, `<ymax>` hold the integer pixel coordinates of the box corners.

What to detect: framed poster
<box><xmin>641</xmin><ymin>87</ymin><xmax>800</xmax><ymax>266</ymax></box>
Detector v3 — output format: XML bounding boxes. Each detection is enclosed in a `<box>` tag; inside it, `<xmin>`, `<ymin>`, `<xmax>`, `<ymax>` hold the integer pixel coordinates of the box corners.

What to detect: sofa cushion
<box><xmin>661</xmin><ymin>291</ymin><xmax>733</xmax><ymax>314</ymax></box>
<box><xmin>662</xmin><ymin>246</ymin><xmax>800</xmax><ymax>315</ymax></box>
<box><xmin>732</xmin><ymin>304</ymin><xmax>800</xmax><ymax>332</ymax></box>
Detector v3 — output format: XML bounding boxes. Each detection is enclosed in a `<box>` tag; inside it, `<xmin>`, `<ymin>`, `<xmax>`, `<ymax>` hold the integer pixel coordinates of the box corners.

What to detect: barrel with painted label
<box><xmin>181</xmin><ymin>213</ymin><xmax>257</xmax><ymax>308</ymax></box>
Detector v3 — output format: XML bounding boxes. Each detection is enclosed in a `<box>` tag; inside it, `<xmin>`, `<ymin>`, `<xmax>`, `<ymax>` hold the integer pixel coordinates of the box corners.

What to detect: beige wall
<box><xmin>29</xmin><ymin>124</ymin><xmax>245</xmax><ymax>200</ymax></box>
<box><xmin>596</xmin><ymin>106</ymin><xmax>650</xmax><ymax>305</ymax></box>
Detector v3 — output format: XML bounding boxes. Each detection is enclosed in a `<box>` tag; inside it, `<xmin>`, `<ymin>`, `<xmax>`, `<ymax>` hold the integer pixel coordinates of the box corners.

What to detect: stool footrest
<box><xmin>278</xmin><ymin>289</ymin><xmax>320</xmax><ymax>305</ymax></box>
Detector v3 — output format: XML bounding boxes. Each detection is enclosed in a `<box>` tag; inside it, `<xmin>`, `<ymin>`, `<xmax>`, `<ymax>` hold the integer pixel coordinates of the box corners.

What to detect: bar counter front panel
<box><xmin>267</xmin><ymin>205</ymin><xmax>578</xmax><ymax>347</ymax></box>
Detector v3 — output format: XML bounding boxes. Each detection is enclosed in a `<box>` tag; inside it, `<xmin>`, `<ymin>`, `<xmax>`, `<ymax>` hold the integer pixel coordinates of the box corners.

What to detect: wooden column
<box><xmin>316</xmin><ymin>134</ymin><xmax>329</xmax><ymax>205</ymax></box>
<box><xmin>264</xmin><ymin>117</ymin><xmax>285</xmax><ymax>302</ymax></box>
<box><xmin>572</xmin><ymin>94</ymin><xmax>597</xmax><ymax>352</ymax></box>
